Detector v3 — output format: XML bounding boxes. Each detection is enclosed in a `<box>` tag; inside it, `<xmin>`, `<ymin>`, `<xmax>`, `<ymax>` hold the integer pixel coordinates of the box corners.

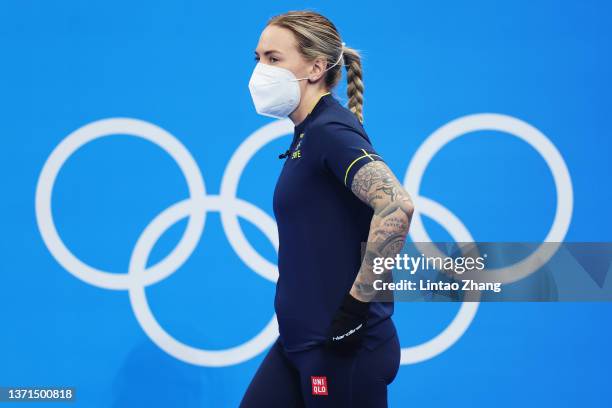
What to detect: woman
<box><xmin>241</xmin><ymin>10</ymin><xmax>414</xmax><ymax>408</ymax></box>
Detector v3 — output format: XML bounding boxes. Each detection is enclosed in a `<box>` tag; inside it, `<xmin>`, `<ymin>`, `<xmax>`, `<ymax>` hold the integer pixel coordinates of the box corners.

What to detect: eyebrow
<box><xmin>254</xmin><ymin>49</ymin><xmax>283</xmax><ymax>56</ymax></box>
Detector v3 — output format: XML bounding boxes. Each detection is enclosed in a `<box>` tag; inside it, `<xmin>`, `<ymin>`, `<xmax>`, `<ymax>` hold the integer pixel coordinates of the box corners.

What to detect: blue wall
<box><xmin>1</xmin><ymin>1</ymin><xmax>610</xmax><ymax>406</ymax></box>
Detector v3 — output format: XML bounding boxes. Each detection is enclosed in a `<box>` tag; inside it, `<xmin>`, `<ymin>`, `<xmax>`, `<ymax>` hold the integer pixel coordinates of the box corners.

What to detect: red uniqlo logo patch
<box><xmin>311</xmin><ymin>376</ymin><xmax>328</xmax><ymax>396</ymax></box>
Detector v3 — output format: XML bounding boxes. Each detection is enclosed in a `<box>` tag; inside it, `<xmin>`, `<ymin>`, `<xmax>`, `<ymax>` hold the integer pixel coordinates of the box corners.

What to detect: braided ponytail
<box><xmin>342</xmin><ymin>46</ymin><xmax>364</xmax><ymax>124</ymax></box>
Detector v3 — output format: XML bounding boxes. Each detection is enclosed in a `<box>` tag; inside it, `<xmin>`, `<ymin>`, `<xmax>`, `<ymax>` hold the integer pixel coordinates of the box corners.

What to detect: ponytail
<box><xmin>342</xmin><ymin>46</ymin><xmax>364</xmax><ymax>124</ymax></box>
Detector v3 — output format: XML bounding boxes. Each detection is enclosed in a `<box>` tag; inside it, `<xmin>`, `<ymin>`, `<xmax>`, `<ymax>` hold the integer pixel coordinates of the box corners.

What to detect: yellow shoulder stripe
<box><xmin>343</xmin><ymin>148</ymin><xmax>382</xmax><ymax>186</ymax></box>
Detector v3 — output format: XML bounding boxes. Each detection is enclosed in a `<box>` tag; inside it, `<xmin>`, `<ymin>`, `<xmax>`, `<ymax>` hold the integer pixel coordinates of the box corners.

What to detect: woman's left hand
<box><xmin>325</xmin><ymin>292</ymin><xmax>370</xmax><ymax>355</ymax></box>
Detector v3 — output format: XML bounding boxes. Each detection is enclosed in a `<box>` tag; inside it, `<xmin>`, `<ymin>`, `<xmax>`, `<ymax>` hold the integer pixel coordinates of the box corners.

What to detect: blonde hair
<box><xmin>268</xmin><ymin>10</ymin><xmax>365</xmax><ymax>123</ymax></box>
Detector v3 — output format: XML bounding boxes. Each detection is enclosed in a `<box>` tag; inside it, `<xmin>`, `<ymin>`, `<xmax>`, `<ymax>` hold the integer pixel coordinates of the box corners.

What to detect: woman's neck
<box><xmin>290</xmin><ymin>88</ymin><xmax>330</xmax><ymax>127</ymax></box>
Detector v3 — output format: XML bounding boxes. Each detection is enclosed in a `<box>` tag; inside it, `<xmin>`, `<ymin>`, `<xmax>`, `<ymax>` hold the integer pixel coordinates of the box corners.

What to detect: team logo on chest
<box><xmin>291</xmin><ymin>133</ymin><xmax>304</xmax><ymax>159</ymax></box>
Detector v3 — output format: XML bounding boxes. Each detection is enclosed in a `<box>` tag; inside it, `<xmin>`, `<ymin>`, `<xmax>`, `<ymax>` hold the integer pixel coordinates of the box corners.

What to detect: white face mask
<box><xmin>248</xmin><ymin>42</ymin><xmax>345</xmax><ymax>119</ymax></box>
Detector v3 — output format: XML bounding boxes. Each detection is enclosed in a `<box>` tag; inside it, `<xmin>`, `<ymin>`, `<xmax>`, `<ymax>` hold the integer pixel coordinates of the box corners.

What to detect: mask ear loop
<box><xmin>326</xmin><ymin>41</ymin><xmax>346</xmax><ymax>71</ymax></box>
<box><xmin>295</xmin><ymin>42</ymin><xmax>346</xmax><ymax>82</ymax></box>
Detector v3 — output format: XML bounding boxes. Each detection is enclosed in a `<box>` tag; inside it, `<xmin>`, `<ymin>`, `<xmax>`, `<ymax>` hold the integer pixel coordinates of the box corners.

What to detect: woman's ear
<box><xmin>309</xmin><ymin>56</ymin><xmax>328</xmax><ymax>82</ymax></box>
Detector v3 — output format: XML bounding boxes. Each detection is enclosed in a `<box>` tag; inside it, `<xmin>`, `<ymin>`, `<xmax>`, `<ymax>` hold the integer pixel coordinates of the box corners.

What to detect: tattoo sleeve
<box><xmin>349</xmin><ymin>161</ymin><xmax>415</xmax><ymax>302</ymax></box>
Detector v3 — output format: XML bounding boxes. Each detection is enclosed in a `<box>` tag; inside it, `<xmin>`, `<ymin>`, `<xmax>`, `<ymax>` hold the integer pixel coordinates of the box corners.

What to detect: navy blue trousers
<box><xmin>240</xmin><ymin>333</ymin><xmax>400</xmax><ymax>407</ymax></box>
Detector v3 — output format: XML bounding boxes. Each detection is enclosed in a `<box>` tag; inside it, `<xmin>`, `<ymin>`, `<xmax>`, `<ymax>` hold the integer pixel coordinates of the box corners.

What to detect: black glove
<box><xmin>325</xmin><ymin>292</ymin><xmax>370</xmax><ymax>355</ymax></box>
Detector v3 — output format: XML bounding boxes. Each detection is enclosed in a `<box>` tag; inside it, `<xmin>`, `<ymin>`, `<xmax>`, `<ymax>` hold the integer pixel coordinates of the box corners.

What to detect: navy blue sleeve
<box><xmin>316</xmin><ymin>121</ymin><xmax>385</xmax><ymax>189</ymax></box>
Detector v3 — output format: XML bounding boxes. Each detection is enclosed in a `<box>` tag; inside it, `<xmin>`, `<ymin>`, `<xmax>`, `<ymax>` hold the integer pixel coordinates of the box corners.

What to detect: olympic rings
<box><xmin>35</xmin><ymin>113</ymin><xmax>572</xmax><ymax>367</ymax></box>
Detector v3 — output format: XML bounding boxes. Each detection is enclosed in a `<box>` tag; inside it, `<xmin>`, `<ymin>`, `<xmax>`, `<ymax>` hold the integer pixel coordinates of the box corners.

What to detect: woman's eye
<box><xmin>270</xmin><ymin>57</ymin><xmax>278</xmax><ymax>63</ymax></box>
<box><xmin>254</xmin><ymin>56</ymin><xmax>260</xmax><ymax>62</ymax></box>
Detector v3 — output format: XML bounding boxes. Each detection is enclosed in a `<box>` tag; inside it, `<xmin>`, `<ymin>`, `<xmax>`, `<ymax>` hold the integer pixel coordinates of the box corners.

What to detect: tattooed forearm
<box><xmin>349</xmin><ymin>161</ymin><xmax>415</xmax><ymax>302</ymax></box>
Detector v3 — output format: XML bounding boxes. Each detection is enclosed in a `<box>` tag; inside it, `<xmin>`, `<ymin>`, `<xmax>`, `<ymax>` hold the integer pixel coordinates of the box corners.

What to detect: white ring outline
<box><xmin>35</xmin><ymin>118</ymin><xmax>207</xmax><ymax>290</ymax></box>
<box><xmin>129</xmin><ymin>195</ymin><xmax>279</xmax><ymax>367</ymax></box>
<box><xmin>405</xmin><ymin>113</ymin><xmax>573</xmax><ymax>284</ymax></box>
<box><xmin>400</xmin><ymin>113</ymin><xmax>573</xmax><ymax>364</ymax></box>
